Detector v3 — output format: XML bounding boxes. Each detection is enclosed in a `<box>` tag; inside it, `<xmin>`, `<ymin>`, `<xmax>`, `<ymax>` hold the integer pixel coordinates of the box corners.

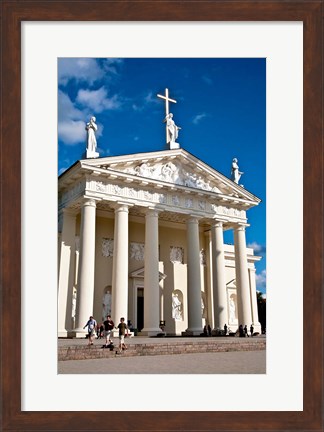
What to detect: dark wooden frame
<box><xmin>1</xmin><ymin>1</ymin><xmax>322</xmax><ymax>431</ymax></box>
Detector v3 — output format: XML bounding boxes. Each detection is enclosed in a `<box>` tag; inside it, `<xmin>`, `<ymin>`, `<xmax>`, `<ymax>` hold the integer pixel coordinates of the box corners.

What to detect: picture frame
<box><xmin>1</xmin><ymin>1</ymin><xmax>322</xmax><ymax>431</ymax></box>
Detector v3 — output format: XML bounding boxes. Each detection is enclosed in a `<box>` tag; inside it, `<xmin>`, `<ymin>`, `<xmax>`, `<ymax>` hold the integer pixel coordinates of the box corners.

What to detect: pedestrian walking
<box><xmin>244</xmin><ymin>324</ymin><xmax>249</xmax><ymax>337</ymax></box>
<box><xmin>83</xmin><ymin>316</ymin><xmax>97</xmax><ymax>345</ymax></box>
<box><xmin>116</xmin><ymin>317</ymin><xmax>129</xmax><ymax>352</ymax></box>
<box><xmin>103</xmin><ymin>314</ymin><xmax>114</xmax><ymax>347</ymax></box>
<box><xmin>224</xmin><ymin>324</ymin><xmax>228</xmax><ymax>335</ymax></box>
<box><xmin>250</xmin><ymin>324</ymin><xmax>254</xmax><ymax>337</ymax></box>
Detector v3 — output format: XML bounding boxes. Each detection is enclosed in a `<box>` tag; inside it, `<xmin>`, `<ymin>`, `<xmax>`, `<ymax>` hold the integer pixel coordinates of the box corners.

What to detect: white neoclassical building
<box><xmin>58</xmin><ymin>148</ymin><xmax>262</xmax><ymax>337</ymax></box>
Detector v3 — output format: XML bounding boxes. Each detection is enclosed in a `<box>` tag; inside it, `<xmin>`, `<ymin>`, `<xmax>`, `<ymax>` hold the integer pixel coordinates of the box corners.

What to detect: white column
<box><xmin>234</xmin><ymin>225</ymin><xmax>252</xmax><ymax>326</ymax></box>
<box><xmin>205</xmin><ymin>231</ymin><xmax>214</xmax><ymax>328</ymax></box>
<box><xmin>74</xmin><ymin>199</ymin><xmax>97</xmax><ymax>335</ymax></box>
<box><xmin>211</xmin><ymin>221</ymin><xmax>228</xmax><ymax>330</ymax></box>
<box><xmin>58</xmin><ymin>209</ymin><xmax>76</xmax><ymax>337</ymax></box>
<box><xmin>249</xmin><ymin>268</ymin><xmax>262</xmax><ymax>333</ymax></box>
<box><xmin>111</xmin><ymin>204</ymin><xmax>129</xmax><ymax>326</ymax></box>
<box><xmin>141</xmin><ymin>210</ymin><xmax>161</xmax><ymax>335</ymax></box>
<box><xmin>185</xmin><ymin>217</ymin><xmax>203</xmax><ymax>335</ymax></box>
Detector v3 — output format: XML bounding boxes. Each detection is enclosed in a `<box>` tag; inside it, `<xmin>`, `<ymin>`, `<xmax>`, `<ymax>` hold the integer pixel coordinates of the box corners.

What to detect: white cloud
<box><xmin>58</xmin><ymin>90</ymin><xmax>84</xmax><ymax>122</ymax></box>
<box><xmin>58</xmin><ymin>120</ymin><xmax>86</xmax><ymax>145</ymax></box>
<box><xmin>76</xmin><ymin>87</ymin><xmax>121</xmax><ymax>112</ymax></box>
<box><xmin>193</xmin><ymin>113</ymin><xmax>207</xmax><ymax>125</ymax></box>
<box><xmin>255</xmin><ymin>269</ymin><xmax>266</xmax><ymax>290</ymax></box>
<box><xmin>58</xmin><ymin>58</ymin><xmax>124</xmax><ymax>86</ymax></box>
<box><xmin>247</xmin><ymin>242</ymin><xmax>266</xmax><ymax>255</ymax></box>
<box><xmin>58</xmin><ymin>58</ymin><xmax>106</xmax><ymax>86</ymax></box>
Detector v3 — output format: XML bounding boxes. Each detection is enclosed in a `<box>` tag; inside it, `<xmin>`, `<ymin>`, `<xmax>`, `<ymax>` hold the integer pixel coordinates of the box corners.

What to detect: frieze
<box><xmin>198</xmin><ymin>200</ymin><xmax>206</xmax><ymax>210</ymax></box>
<box><xmin>172</xmin><ymin>195</ymin><xmax>180</xmax><ymax>206</ymax></box>
<box><xmin>61</xmin><ymin>181</ymin><xmax>85</xmax><ymax>206</ymax></box>
<box><xmin>184</xmin><ymin>198</ymin><xmax>194</xmax><ymax>208</ymax></box>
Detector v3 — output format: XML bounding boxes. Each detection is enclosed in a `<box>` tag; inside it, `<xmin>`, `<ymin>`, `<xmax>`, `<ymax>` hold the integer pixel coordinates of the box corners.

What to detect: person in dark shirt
<box><xmin>116</xmin><ymin>317</ymin><xmax>129</xmax><ymax>352</ymax></box>
<box><xmin>103</xmin><ymin>315</ymin><xmax>114</xmax><ymax>347</ymax></box>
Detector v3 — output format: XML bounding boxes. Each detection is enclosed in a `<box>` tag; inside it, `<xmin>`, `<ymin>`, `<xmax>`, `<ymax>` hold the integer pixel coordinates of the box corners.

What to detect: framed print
<box><xmin>1</xmin><ymin>1</ymin><xmax>322</xmax><ymax>431</ymax></box>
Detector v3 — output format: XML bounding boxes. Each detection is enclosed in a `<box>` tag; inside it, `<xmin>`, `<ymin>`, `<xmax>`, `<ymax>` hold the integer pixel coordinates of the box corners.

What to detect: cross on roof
<box><xmin>157</xmin><ymin>88</ymin><xmax>177</xmax><ymax>117</ymax></box>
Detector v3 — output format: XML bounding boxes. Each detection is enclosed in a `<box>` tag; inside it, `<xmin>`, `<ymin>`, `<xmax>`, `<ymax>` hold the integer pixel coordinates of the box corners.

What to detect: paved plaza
<box><xmin>58</xmin><ymin>336</ymin><xmax>266</xmax><ymax>374</ymax></box>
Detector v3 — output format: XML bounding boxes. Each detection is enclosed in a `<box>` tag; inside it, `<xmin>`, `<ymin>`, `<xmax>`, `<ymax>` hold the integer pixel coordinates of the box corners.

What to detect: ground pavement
<box><xmin>58</xmin><ymin>334</ymin><xmax>266</xmax><ymax>374</ymax></box>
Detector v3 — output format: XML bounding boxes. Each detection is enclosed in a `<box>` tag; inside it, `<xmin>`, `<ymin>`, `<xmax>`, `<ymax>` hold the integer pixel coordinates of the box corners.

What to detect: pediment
<box><xmin>130</xmin><ymin>267</ymin><xmax>167</xmax><ymax>281</ymax></box>
<box><xmin>80</xmin><ymin>149</ymin><xmax>260</xmax><ymax>203</ymax></box>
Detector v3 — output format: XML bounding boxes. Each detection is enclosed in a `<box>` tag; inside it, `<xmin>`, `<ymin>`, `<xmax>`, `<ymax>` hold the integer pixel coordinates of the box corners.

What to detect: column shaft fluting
<box><xmin>234</xmin><ymin>225</ymin><xmax>252</xmax><ymax>326</ymax></box>
<box><xmin>75</xmin><ymin>199</ymin><xmax>97</xmax><ymax>332</ymax></box>
<box><xmin>58</xmin><ymin>210</ymin><xmax>76</xmax><ymax>336</ymax></box>
<box><xmin>142</xmin><ymin>210</ymin><xmax>161</xmax><ymax>335</ymax></box>
<box><xmin>112</xmin><ymin>205</ymin><xmax>129</xmax><ymax>324</ymax></box>
<box><xmin>186</xmin><ymin>217</ymin><xmax>203</xmax><ymax>334</ymax></box>
<box><xmin>249</xmin><ymin>268</ymin><xmax>261</xmax><ymax>329</ymax></box>
<box><xmin>211</xmin><ymin>221</ymin><xmax>228</xmax><ymax>329</ymax></box>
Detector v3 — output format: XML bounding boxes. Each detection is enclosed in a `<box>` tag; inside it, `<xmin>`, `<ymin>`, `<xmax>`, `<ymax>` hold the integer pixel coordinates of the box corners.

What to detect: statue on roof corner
<box><xmin>164</xmin><ymin>113</ymin><xmax>181</xmax><ymax>149</ymax></box>
<box><xmin>86</xmin><ymin>116</ymin><xmax>99</xmax><ymax>159</ymax></box>
<box><xmin>231</xmin><ymin>158</ymin><xmax>244</xmax><ymax>184</ymax></box>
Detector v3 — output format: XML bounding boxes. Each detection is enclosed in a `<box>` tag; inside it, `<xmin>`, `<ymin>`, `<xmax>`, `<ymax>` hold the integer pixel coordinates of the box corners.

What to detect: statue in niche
<box><xmin>231</xmin><ymin>158</ymin><xmax>244</xmax><ymax>184</ymax></box>
<box><xmin>164</xmin><ymin>113</ymin><xmax>181</xmax><ymax>144</ymax></box>
<box><xmin>172</xmin><ymin>293</ymin><xmax>182</xmax><ymax>321</ymax></box>
<box><xmin>200</xmin><ymin>249</ymin><xmax>206</xmax><ymax>266</ymax></box>
<box><xmin>71</xmin><ymin>290</ymin><xmax>77</xmax><ymax>319</ymax></box>
<box><xmin>102</xmin><ymin>289</ymin><xmax>112</xmax><ymax>319</ymax></box>
<box><xmin>85</xmin><ymin>116</ymin><xmax>99</xmax><ymax>158</ymax></box>
<box><xmin>229</xmin><ymin>296</ymin><xmax>237</xmax><ymax>322</ymax></box>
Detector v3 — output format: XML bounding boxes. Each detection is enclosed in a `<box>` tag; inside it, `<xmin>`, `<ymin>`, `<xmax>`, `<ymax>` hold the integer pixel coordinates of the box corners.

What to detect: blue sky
<box><xmin>58</xmin><ymin>58</ymin><xmax>266</xmax><ymax>293</ymax></box>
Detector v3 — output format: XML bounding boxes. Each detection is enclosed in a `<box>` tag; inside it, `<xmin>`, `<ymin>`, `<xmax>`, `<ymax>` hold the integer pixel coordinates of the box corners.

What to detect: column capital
<box><xmin>234</xmin><ymin>223</ymin><xmax>249</xmax><ymax>232</ymax></box>
<box><xmin>145</xmin><ymin>208</ymin><xmax>160</xmax><ymax>218</ymax></box>
<box><xmin>187</xmin><ymin>216</ymin><xmax>201</xmax><ymax>225</ymax></box>
<box><xmin>111</xmin><ymin>203</ymin><xmax>130</xmax><ymax>213</ymax></box>
<box><xmin>211</xmin><ymin>220</ymin><xmax>224</xmax><ymax>229</ymax></box>
<box><xmin>81</xmin><ymin>198</ymin><xmax>97</xmax><ymax>208</ymax></box>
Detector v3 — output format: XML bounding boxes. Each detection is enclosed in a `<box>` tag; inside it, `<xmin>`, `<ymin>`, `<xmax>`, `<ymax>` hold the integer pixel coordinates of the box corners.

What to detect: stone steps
<box><xmin>58</xmin><ymin>338</ymin><xmax>266</xmax><ymax>361</ymax></box>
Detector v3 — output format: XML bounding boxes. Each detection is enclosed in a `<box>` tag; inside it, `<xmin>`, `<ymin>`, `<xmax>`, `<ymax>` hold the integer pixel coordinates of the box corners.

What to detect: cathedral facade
<box><xmin>58</xmin><ymin>148</ymin><xmax>261</xmax><ymax>337</ymax></box>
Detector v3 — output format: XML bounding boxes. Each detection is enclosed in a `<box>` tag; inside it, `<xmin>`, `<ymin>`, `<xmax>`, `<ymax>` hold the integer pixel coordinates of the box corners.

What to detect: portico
<box><xmin>58</xmin><ymin>148</ymin><xmax>262</xmax><ymax>337</ymax></box>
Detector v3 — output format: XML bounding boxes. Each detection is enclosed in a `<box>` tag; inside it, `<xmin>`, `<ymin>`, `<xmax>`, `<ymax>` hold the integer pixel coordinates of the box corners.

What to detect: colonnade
<box><xmin>58</xmin><ymin>198</ymin><xmax>258</xmax><ymax>337</ymax></box>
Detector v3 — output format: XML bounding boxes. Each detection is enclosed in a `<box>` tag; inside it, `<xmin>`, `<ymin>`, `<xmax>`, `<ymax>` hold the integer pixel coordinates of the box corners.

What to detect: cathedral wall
<box><xmin>93</xmin><ymin>216</ymin><xmax>114</xmax><ymax>322</ymax></box>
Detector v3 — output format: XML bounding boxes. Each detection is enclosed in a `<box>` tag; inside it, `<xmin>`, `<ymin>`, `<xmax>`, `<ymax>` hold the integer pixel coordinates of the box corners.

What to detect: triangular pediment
<box><xmin>130</xmin><ymin>267</ymin><xmax>167</xmax><ymax>280</ymax></box>
<box><xmin>79</xmin><ymin>149</ymin><xmax>259</xmax><ymax>204</ymax></box>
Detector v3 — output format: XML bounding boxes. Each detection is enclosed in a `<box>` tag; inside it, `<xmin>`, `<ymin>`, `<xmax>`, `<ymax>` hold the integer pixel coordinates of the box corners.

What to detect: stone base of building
<box><xmin>251</xmin><ymin>323</ymin><xmax>262</xmax><ymax>335</ymax></box>
<box><xmin>140</xmin><ymin>327</ymin><xmax>163</xmax><ymax>337</ymax></box>
<box><xmin>182</xmin><ymin>328</ymin><xmax>203</xmax><ymax>336</ymax></box>
<box><xmin>58</xmin><ymin>330</ymin><xmax>69</xmax><ymax>338</ymax></box>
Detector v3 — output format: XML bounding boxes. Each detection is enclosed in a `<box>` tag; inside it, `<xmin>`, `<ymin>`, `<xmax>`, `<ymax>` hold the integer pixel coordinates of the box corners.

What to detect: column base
<box><xmin>251</xmin><ymin>323</ymin><xmax>262</xmax><ymax>335</ymax></box>
<box><xmin>69</xmin><ymin>328</ymin><xmax>87</xmax><ymax>338</ymax></box>
<box><xmin>58</xmin><ymin>330</ymin><xmax>68</xmax><ymax>338</ymax></box>
<box><xmin>140</xmin><ymin>327</ymin><xmax>163</xmax><ymax>337</ymax></box>
<box><xmin>182</xmin><ymin>328</ymin><xmax>203</xmax><ymax>336</ymax></box>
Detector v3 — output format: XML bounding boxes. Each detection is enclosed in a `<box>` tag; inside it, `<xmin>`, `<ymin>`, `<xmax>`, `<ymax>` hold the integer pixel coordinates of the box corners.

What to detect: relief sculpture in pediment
<box><xmin>124</xmin><ymin>161</ymin><xmax>220</xmax><ymax>193</ymax></box>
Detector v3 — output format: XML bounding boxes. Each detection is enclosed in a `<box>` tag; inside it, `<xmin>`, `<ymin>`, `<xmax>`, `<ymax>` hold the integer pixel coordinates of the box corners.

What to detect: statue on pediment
<box><xmin>86</xmin><ymin>116</ymin><xmax>99</xmax><ymax>158</ymax></box>
<box><xmin>231</xmin><ymin>158</ymin><xmax>244</xmax><ymax>184</ymax></box>
<box><xmin>164</xmin><ymin>113</ymin><xmax>181</xmax><ymax>145</ymax></box>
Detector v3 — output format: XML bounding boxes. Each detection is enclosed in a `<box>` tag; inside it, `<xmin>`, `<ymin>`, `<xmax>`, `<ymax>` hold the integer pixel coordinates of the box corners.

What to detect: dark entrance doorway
<box><xmin>137</xmin><ymin>288</ymin><xmax>144</xmax><ymax>331</ymax></box>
